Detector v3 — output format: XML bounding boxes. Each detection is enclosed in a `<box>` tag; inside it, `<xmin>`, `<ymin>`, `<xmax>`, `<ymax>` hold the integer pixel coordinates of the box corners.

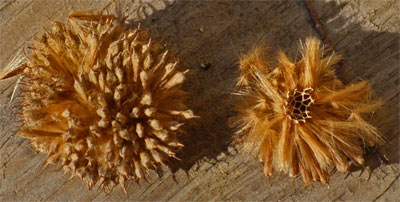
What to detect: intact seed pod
<box><xmin>4</xmin><ymin>13</ymin><xmax>195</xmax><ymax>193</ymax></box>
<box><xmin>232</xmin><ymin>37</ymin><xmax>384</xmax><ymax>185</ymax></box>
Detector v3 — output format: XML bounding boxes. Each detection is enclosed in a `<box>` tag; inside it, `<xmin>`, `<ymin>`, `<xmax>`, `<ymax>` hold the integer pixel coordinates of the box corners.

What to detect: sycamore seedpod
<box><xmin>3</xmin><ymin>13</ymin><xmax>195</xmax><ymax>193</ymax></box>
<box><xmin>232</xmin><ymin>37</ymin><xmax>384</xmax><ymax>185</ymax></box>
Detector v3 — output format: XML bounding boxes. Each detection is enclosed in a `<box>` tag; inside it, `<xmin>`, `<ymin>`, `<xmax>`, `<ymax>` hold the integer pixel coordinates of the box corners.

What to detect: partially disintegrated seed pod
<box><xmin>14</xmin><ymin>13</ymin><xmax>195</xmax><ymax>193</ymax></box>
<box><xmin>232</xmin><ymin>37</ymin><xmax>384</xmax><ymax>185</ymax></box>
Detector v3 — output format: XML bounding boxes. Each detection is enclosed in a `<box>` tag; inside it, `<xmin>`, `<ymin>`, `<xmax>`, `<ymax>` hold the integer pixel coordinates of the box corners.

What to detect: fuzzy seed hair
<box><xmin>232</xmin><ymin>37</ymin><xmax>384</xmax><ymax>185</ymax></box>
<box><xmin>11</xmin><ymin>13</ymin><xmax>195</xmax><ymax>193</ymax></box>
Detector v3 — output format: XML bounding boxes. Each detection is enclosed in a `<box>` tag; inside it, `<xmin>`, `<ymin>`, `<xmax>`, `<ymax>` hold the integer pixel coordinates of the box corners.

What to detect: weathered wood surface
<box><xmin>0</xmin><ymin>0</ymin><xmax>398</xmax><ymax>201</ymax></box>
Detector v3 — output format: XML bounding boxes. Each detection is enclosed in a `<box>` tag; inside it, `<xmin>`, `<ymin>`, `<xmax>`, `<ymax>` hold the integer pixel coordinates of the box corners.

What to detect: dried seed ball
<box><xmin>18</xmin><ymin>14</ymin><xmax>195</xmax><ymax>193</ymax></box>
<box><xmin>233</xmin><ymin>37</ymin><xmax>383</xmax><ymax>185</ymax></box>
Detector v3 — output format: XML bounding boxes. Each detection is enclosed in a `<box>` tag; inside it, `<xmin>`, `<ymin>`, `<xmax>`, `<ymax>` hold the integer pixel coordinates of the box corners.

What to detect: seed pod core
<box><xmin>284</xmin><ymin>88</ymin><xmax>314</xmax><ymax>123</ymax></box>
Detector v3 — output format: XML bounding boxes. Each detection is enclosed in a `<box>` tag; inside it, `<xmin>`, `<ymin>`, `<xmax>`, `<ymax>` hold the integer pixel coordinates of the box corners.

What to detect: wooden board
<box><xmin>0</xmin><ymin>0</ymin><xmax>398</xmax><ymax>201</ymax></box>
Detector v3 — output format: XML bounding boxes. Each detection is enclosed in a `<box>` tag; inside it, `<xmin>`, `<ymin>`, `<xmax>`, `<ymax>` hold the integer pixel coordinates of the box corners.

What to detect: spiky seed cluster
<box><xmin>16</xmin><ymin>14</ymin><xmax>195</xmax><ymax>192</ymax></box>
<box><xmin>233</xmin><ymin>37</ymin><xmax>383</xmax><ymax>185</ymax></box>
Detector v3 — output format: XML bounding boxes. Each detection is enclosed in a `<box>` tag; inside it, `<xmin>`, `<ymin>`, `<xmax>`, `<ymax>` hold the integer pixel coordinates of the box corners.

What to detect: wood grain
<box><xmin>0</xmin><ymin>0</ymin><xmax>398</xmax><ymax>201</ymax></box>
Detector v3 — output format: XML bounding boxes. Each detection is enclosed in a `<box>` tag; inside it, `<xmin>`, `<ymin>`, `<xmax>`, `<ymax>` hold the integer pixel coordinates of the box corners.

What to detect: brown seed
<box><xmin>10</xmin><ymin>12</ymin><xmax>195</xmax><ymax>193</ymax></box>
<box><xmin>233</xmin><ymin>37</ymin><xmax>384</xmax><ymax>185</ymax></box>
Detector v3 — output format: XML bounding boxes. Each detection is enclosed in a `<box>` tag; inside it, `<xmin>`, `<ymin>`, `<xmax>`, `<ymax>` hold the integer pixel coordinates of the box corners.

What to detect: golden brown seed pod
<box><xmin>11</xmin><ymin>13</ymin><xmax>195</xmax><ymax>193</ymax></box>
<box><xmin>232</xmin><ymin>37</ymin><xmax>384</xmax><ymax>185</ymax></box>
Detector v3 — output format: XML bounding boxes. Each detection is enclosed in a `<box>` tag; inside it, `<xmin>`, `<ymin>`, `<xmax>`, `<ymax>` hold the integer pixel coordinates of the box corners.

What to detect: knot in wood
<box><xmin>284</xmin><ymin>88</ymin><xmax>314</xmax><ymax>124</ymax></box>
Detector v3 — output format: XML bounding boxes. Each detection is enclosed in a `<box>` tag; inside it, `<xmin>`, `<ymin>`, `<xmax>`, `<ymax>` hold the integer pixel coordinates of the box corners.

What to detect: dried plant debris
<box><xmin>2</xmin><ymin>13</ymin><xmax>195</xmax><ymax>193</ymax></box>
<box><xmin>232</xmin><ymin>37</ymin><xmax>384</xmax><ymax>185</ymax></box>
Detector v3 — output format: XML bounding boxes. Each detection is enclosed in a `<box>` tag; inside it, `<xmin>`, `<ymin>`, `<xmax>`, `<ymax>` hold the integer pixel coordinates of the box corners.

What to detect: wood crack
<box><xmin>372</xmin><ymin>174</ymin><xmax>399</xmax><ymax>202</ymax></box>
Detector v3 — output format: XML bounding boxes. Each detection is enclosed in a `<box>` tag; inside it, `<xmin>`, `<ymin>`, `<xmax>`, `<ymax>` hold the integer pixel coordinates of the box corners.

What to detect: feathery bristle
<box><xmin>233</xmin><ymin>37</ymin><xmax>383</xmax><ymax>185</ymax></box>
<box><xmin>7</xmin><ymin>13</ymin><xmax>195</xmax><ymax>192</ymax></box>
